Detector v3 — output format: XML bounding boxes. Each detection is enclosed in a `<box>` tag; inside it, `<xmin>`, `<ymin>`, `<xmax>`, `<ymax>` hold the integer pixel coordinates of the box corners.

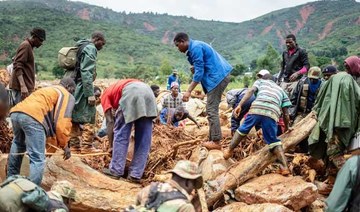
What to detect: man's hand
<box><xmin>289</xmin><ymin>72</ymin><xmax>300</xmax><ymax>82</ymax></box>
<box><xmin>88</xmin><ymin>96</ymin><xmax>96</xmax><ymax>106</ymax></box>
<box><xmin>20</xmin><ymin>86</ymin><xmax>29</xmax><ymax>100</ymax></box>
<box><xmin>190</xmin><ymin>66</ymin><xmax>195</xmax><ymax>74</ymax></box>
<box><xmin>183</xmin><ymin>91</ymin><xmax>191</xmax><ymax>102</ymax></box>
<box><xmin>63</xmin><ymin>146</ymin><xmax>71</xmax><ymax>160</ymax></box>
<box><xmin>234</xmin><ymin>105</ymin><xmax>242</xmax><ymax>118</ymax></box>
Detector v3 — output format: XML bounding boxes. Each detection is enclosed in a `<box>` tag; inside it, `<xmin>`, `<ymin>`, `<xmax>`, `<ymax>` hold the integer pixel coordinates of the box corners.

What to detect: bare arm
<box><xmin>187</xmin><ymin>114</ymin><xmax>200</xmax><ymax>128</ymax></box>
<box><xmin>183</xmin><ymin>81</ymin><xmax>199</xmax><ymax>102</ymax></box>
<box><xmin>105</xmin><ymin>110</ymin><xmax>114</xmax><ymax>147</ymax></box>
<box><xmin>17</xmin><ymin>74</ymin><xmax>29</xmax><ymax>99</ymax></box>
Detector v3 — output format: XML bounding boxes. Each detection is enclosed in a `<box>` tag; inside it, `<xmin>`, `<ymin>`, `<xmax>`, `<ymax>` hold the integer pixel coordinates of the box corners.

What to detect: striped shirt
<box><xmin>249</xmin><ymin>79</ymin><xmax>291</xmax><ymax>122</ymax></box>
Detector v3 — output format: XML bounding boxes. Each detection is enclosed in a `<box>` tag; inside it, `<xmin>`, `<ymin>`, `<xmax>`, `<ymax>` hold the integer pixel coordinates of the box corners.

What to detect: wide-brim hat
<box><xmin>167</xmin><ymin>160</ymin><xmax>203</xmax><ymax>189</ymax></box>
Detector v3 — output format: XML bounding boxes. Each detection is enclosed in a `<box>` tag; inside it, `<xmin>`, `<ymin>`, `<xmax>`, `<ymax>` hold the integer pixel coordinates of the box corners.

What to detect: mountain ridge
<box><xmin>0</xmin><ymin>0</ymin><xmax>359</xmax><ymax>80</ymax></box>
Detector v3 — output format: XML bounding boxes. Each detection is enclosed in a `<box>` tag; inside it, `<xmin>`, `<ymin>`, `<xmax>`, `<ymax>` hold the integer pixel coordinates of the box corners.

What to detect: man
<box><xmin>344</xmin><ymin>56</ymin><xmax>360</xmax><ymax>86</ymax></box>
<box><xmin>70</xmin><ymin>31</ymin><xmax>106</xmax><ymax>154</ymax></box>
<box><xmin>226</xmin><ymin>71</ymin><xmax>270</xmax><ymax>136</ymax></box>
<box><xmin>290</xmin><ymin>67</ymin><xmax>322</xmax><ymax>153</ymax></box>
<box><xmin>278</xmin><ymin>34</ymin><xmax>310</xmax><ymax>95</ymax></box>
<box><xmin>290</xmin><ymin>66</ymin><xmax>322</xmax><ymax>123</ymax></box>
<box><xmin>9</xmin><ymin>27</ymin><xmax>46</xmax><ymax>105</ymax></box>
<box><xmin>0</xmin><ymin>176</ymin><xmax>76</xmax><ymax>212</ymax></box>
<box><xmin>70</xmin><ymin>86</ymin><xmax>102</xmax><ymax>153</ymax></box>
<box><xmin>223</xmin><ymin>73</ymin><xmax>291</xmax><ymax>175</ymax></box>
<box><xmin>174</xmin><ymin>32</ymin><xmax>232</xmax><ymax>150</ymax></box>
<box><xmin>101</xmin><ymin>79</ymin><xmax>157</xmax><ymax>182</ymax></box>
<box><xmin>151</xmin><ymin>84</ymin><xmax>160</xmax><ymax>98</ymax></box>
<box><xmin>133</xmin><ymin>160</ymin><xmax>203</xmax><ymax>212</ymax></box>
<box><xmin>322</xmin><ymin>65</ymin><xmax>338</xmax><ymax>81</ymax></box>
<box><xmin>0</xmin><ymin>83</ymin><xmax>9</xmax><ymax>120</ymax></box>
<box><xmin>167</xmin><ymin>69</ymin><xmax>181</xmax><ymax>92</ymax></box>
<box><xmin>7</xmin><ymin>77</ymin><xmax>75</xmax><ymax>185</ymax></box>
<box><xmin>309</xmin><ymin>56</ymin><xmax>360</xmax><ymax>173</ymax></box>
<box><xmin>325</xmin><ymin>137</ymin><xmax>360</xmax><ymax>212</ymax></box>
<box><xmin>162</xmin><ymin>82</ymin><xmax>183</xmax><ymax>110</ymax></box>
<box><xmin>160</xmin><ymin>106</ymin><xmax>200</xmax><ymax>128</ymax></box>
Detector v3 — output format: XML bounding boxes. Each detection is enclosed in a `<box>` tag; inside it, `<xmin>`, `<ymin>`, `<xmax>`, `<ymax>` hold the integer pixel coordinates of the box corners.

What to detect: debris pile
<box><xmin>0</xmin><ymin>120</ymin><xmax>12</xmax><ymax>153</ymax></box>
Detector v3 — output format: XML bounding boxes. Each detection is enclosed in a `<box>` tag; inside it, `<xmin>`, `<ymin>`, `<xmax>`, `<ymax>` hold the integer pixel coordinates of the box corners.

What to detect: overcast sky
<box><xmin>74</xmin><ymin>0</ymin><xmax>358</xmax><ymax>23</ymax></box>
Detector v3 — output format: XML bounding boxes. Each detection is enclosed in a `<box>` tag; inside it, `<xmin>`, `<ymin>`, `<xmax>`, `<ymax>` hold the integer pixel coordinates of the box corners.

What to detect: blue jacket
<box><xmin>187</xmin><ymin>40</ymin><xmax>232</xmax><ymax>93</ymax></box>
<box><xmin>167</xmin><ymin>74</ymin><xmax>181</xmax><ymax>91</ymax></box>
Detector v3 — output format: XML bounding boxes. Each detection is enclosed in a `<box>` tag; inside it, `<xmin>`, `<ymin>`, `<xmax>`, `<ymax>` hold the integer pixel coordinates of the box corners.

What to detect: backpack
<box><xmin>58</xmin><ymin>47</ymin><xmax>78</xmax><ymax>70</ymax></box>
<box><xmin>58</xmin><ymin>41</ymin><xmax>90</xmax><ymax>82</ymax></box>
<box><xmin>0</xmin><ymin>175</ymin><xmax>49</xmax><ymax>211</ymax></box>
<box><xmin>124</xmin><ymin>182</ymin><xmax>188</xmax><ymax>212</ymax></box>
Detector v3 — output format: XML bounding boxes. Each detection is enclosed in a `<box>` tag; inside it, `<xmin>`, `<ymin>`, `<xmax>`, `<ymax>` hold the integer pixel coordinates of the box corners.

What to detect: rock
<box><xmin>213</xmin><ymin>202</ymin><xmax>292</xmax><ymax>212</ymax></box>
<box><xmin>235</xmin><ymin>173</ymin><xmax>317</xmax><ymax>210</ymax></box>
<box><xmin>42</xmin><ymin>155</ymin><xmax>141</xmax><ymax>212</ymax></box>
<box><xmin>0</xmin><ymin>154</ymin><xmax>30</xmax><ymax>182</ymax></box>
<box><xmin>185</xmin><ymin>98</ymin><xmax>206</xmax><ymax>117</ymax></box>
<box><xmin>308</xmin><ymin>198</ymin><xmax>326</xmax><ymax>212</ymax></box>
<box><xmin>199</xmin><ymin>149</ymin><xmax>235</xmax><ymax>181</ymax></box>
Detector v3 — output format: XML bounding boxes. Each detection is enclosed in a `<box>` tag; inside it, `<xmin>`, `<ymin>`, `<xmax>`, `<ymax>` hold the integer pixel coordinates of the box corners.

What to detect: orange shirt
<box><xmin>11</xmin><ymin>85</ymin><xmax>75</xmax><ymax>148</ymax></box>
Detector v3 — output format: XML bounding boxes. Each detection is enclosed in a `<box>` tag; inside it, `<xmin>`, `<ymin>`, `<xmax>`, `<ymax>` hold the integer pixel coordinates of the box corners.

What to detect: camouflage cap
<box><xmin>168</xmin><ymin>160</ymin><xmax>203</xmax><ymax>189</ymax></box>
<box><xmin>308</xmin><ymin>66</ymin><xmax>321</xmax><ymax>79</ymax></box>
<box><xmin>50</xmin><ymin>181</ymin><xmax>76</xmax><ymax>200</ymax></box>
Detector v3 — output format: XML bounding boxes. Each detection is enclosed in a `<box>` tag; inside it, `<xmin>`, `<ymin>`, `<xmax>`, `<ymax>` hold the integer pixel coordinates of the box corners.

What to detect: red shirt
<box><xmin>101</xmin><ymin>79</ymin><xmax>140</xmax><ymax>113</ymax></box>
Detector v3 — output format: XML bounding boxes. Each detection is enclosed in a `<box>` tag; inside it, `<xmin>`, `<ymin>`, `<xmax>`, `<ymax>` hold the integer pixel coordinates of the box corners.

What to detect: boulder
<box><xmin>235</xmin><ymin>173</ymin><xmax>318</xmax><ymax>210</ymax></box>
<box><xmin>198</xmin><ymin>149</ymin><xmax>235</xmax><ymax>181</ymax></box>
<box><xmin>213</xmin><ymin>202</ymin><xmax>292</xmax><ymax>212</ymax></box>
<box><xmin>42</xmin><ymin>155</ymin><xmax>141</xmax><ymax>212</ymax></box>
<box><xmin>0</xmin><ymin>154</ymin><xmax>30</xmax><ymax>182</ymax></box>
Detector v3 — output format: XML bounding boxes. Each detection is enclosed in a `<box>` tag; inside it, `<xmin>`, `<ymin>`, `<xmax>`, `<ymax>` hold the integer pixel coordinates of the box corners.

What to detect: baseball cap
<box><xmin>168</xmin><ymin>160</ymin><xmax>203</xmax><ymax>189</ymax></box>
<box><xmin>257</xmin><ymin>69</ymin><xmax>270</xmax><ymax>77</ymax></box>
<box><xmin>322</xmin><ymin>65</ymin><xmax>337</xmax><ymax>74</ymax></box>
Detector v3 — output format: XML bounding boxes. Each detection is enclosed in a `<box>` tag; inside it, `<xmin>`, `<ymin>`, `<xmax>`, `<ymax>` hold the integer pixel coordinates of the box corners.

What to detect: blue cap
<box><xmin>322</xmin><ymin>66</ymin><xmax>337</xmax><ymax>74</ymax></box>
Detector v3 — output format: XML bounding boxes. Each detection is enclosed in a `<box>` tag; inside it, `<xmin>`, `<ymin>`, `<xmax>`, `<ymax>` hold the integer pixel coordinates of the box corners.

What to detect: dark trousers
<box><xmin>206</xmin><ymin>75</ymin><xmax>230</xmax><ymax>141</ymax></box>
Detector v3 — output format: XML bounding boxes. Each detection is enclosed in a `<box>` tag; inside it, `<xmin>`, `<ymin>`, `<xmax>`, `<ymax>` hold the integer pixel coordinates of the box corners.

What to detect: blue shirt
<box><xmin>186</xmin><ymin>39</ymin><xmax>232</xmax><ymax>93</ymax></box>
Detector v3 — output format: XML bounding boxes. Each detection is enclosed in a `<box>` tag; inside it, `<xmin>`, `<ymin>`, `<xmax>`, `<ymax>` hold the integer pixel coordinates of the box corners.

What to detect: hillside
<box><xmin>0</xmin><ymin>0</ymin><xmax>359</xmax><ymax>80</ymax></box>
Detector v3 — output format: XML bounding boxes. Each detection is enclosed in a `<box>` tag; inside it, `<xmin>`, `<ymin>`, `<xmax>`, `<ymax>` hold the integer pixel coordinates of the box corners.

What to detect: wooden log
<box><xmin>205</xmin><ymin>112</ymin><xmax>317</xmax><ymax>207</ymax></box>
<box><xmin>42</xmin><ymin>155</ymin><xmax>141</xmax><ymax>212</ymax></box>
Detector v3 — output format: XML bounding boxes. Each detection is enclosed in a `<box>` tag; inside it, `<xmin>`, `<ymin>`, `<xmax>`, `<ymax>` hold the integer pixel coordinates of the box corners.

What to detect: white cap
<box><xmin>257</xmin><ymin>69</ymin><xmax>270</xmax><ymax>77</ymax></box>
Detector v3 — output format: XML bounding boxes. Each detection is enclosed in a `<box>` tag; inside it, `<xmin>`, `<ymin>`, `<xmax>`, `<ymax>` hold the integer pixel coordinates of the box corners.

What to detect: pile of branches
<box><xmin>143</xmin><ymin>125</ymin><xmax>201</xmax><ymax>184</ymax></box>
<box><xmin>0</xmin><ymin>120</ymin><xmax>13</xmax><ymax>153</ymax></box>
<box><xmin>82</xmin><ymin>125</ymin><xmax>201</xmax><ymax>185</ymax></box>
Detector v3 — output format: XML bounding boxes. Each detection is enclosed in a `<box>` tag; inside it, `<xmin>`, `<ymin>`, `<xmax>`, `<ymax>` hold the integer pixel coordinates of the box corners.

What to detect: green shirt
<box><xmin>326</xmin><ymin>155</ymin><xmax>359</xmax><ymax>212</ymax></box>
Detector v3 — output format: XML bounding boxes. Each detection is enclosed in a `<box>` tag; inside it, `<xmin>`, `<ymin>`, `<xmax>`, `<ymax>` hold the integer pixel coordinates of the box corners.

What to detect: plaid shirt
<box><xmin>162</xmin><ymin>93</ymin><xmax>184</xmax><ymax>109</ymax></box>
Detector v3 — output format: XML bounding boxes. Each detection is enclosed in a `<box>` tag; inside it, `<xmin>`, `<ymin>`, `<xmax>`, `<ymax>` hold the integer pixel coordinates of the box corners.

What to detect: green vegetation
<box><xmin>0</xmin><ymin>0</ymin><xmax>359</xmax><ymax>84</ymax></box>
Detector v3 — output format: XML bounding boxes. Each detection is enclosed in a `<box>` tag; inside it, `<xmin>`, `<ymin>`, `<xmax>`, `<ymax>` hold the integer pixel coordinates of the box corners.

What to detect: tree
<box><xmin>232</xmin><ymin>63</ymin><xmax>247</xmax><ymax>76</ymax></box>
<box><xmin>52</xmin><ymin>65</ymin><xmax>65</xmax><ymax>79</ymax></box>
<box><xmin>256</xmin><ymin>44</ymin><xmax>280</xmax><ymax>74</ymax></box>
<box><xmin>159</xmin><ymin>58</ymin><xmax>172</xmax><ymax>76</ymax></box>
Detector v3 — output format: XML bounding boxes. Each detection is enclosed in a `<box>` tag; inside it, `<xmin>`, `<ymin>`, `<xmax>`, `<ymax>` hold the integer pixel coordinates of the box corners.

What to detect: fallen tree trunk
<box><xmin>205</xmin><ymin>112</ymin><xmax>317</xmax><ymax>207</ymax></box>
<box><xmin>42</xmin><ymin>156</ymin><xmax>141</xmax><ymax>212</ymax></box>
